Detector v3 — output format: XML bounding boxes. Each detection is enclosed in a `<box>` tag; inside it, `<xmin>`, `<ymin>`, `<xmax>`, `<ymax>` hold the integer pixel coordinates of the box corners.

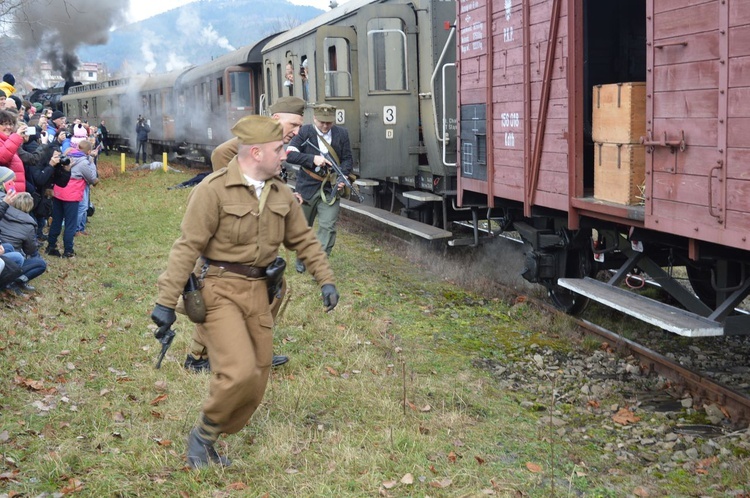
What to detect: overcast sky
<box><xmin>127</xmin><ymin>0</ymin><xmax>348</xmax><ymax>23</ymax></box>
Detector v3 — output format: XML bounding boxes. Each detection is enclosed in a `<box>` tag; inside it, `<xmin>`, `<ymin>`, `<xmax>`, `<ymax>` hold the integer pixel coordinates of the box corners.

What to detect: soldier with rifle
<box><xmin>150</xmin><ymin>115</ymin><xmax>339</xmax><ymax>469</ymax></box>
<box><xmin>285</xmin><ymin>103</ymin><xmax>354</xmax><ymax>274</ymax></box>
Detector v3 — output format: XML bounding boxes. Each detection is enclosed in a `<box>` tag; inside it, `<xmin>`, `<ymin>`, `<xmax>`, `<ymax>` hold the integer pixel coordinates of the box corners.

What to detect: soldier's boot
<box><xmin>184</xmin><ymin>354</ymin><xmax>210</xmax><ymax>373</ymax></box>
<box><xmin>186</xmin><ymin>414</ymin><xmax>231</xmax><ymax>469</ymax></box>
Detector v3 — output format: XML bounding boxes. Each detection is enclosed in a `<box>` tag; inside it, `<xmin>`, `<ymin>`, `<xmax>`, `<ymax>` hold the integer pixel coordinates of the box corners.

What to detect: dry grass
<box><xmin>0</xmin><ymin>158</ymin><xmax>748</xmax><ymax>497</ymax></box>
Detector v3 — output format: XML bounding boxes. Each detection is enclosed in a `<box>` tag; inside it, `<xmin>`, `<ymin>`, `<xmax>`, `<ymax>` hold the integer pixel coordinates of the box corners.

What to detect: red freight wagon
<box><xmin>455</xmin><ymin>0</ymin><xmax>750</xmax><ymax>337</ymax></box>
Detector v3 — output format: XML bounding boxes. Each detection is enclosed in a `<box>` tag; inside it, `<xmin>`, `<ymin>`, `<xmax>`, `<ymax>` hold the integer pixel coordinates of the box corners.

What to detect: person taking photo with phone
<box><xmin>0</xmin><ymin>110</ymin><xmax>27</xmax><ymax>192</ymax></box>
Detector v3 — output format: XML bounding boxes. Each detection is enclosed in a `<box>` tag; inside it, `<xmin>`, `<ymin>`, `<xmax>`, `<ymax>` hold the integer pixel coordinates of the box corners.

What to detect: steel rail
<box><xmin>575</xmin><ymin>317</ymin><xmax>750</xmax><ymax>429</ymax></box>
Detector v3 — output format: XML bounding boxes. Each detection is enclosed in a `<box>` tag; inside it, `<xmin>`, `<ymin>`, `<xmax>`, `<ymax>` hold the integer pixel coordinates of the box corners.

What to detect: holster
<box><xmin>183</xmin><ymin>272</ymin><xmax>207</xmax><ymax>323</ymax></box>
<box><xmin>265</xmin><ymin>257</ymin><xmax>286</xmax><ymax>304</ymax></box>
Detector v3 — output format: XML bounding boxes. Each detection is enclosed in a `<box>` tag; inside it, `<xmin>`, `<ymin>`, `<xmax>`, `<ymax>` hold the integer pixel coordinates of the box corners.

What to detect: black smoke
<box><xmin>13</xmin><ymin>0</ymin><xmax>131</xmax><ymax>81</ymax></box>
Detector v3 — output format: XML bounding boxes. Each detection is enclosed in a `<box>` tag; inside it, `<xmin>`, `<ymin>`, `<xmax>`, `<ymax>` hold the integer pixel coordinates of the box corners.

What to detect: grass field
<box><xmin>1</xmin><ymin>158</ymin><xmax>748</xmax><ymax>497</ymax></box>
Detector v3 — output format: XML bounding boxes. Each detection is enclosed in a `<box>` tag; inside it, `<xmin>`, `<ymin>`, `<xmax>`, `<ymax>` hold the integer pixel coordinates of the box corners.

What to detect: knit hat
<box><xmin>0</xmin><ymin>166</ymin><xmax>16</xmax><ymax>185</ymax></box>
<box><xmin>71</xmin><ymin>123</ymin><xmax>88</xmax><ymax>145</ymax></box>
<box><xmin>32</xmin><ymin>102</ymin><xmax>42</xmax><ymax>112</ymax></box>
<box><xmin>231</xmin><ymin>115</ymin><xmax>283</xmax><ymax>145</ymax></box>
<box><xmin>269</xmin><ymin>96</ymin><xmax>306</xmax><ymax>116</ymax></box>
<box><xmin>51</xmin><ymin>110</ymin><xmax>65</xmax><ymax>121</ymax></box>
<box><xmin>2</xmin><ymin>73</ymin><xmax>14</xmax><ymax>86</ymax></box>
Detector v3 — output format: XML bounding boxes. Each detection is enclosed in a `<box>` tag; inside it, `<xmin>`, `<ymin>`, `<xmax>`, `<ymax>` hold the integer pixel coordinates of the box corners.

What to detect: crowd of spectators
<box><xmin>0</xmin><ymin>73</ymin><xmax>101</xmax><ymax>297</ymax></box>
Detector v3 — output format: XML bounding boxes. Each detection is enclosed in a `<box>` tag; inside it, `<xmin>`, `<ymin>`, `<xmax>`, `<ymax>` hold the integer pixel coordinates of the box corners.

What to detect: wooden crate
<box><xmin>594</xmin><ymin>142</ymin><xmax>646</xmax><ymax>205</ymax></box>
<box><xmin>592</xmin><ymin>82</ymin><xmax>646</xmax><ymax>144</ymax></box>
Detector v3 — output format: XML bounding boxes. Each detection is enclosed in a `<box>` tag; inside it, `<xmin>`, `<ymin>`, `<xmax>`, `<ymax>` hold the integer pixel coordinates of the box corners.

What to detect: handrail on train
<box><xmin>429</xmin><ymin>20</ymin><xmax>456</xmax><ymax>168</ymax></box>
<box><xmin>442</xmin><ymin>62</ymin><xmax>456</xmax><ymax>168</ymax></box>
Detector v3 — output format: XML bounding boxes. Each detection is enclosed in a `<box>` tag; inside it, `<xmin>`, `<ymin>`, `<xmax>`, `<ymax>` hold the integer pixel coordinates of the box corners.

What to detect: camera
<box><xmin>60</xmin><ymin>155</ymin><xmax>71</xmax><ymax>166</ymax></box>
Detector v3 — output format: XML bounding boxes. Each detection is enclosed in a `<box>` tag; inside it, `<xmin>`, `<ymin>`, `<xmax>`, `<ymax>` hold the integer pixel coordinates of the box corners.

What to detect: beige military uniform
<box><xmin>211</xmin><ymin>137</ymin><xmax>240</xmax><ymax>172</ymax></box>
<box><xmin>157</xmin><ymin>157</ymin><xmax>333</xmax><ymax>434</ymax></box>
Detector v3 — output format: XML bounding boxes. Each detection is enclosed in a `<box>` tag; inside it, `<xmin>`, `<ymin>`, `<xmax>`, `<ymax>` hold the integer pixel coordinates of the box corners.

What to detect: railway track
<box><xmin>576</xmin><ymin>318</ymin><xmax>750</xmax><ymax>430</ymax></box>
<box><xmin>340</xmin><ymin>203</ymin><xmax>750</xmax><ymax>429</ymax></box>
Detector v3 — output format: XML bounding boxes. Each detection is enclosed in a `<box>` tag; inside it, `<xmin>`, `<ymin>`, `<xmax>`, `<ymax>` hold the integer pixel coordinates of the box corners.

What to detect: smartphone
<box><xmin>25</xmin><ymin>126</ymin><xmax>36</xmax><ymax>135</ymax></box>
<box><xmin>3</xmin><ymin>180</ymin><xmax>16</xmax><ymax>194</ymax></box>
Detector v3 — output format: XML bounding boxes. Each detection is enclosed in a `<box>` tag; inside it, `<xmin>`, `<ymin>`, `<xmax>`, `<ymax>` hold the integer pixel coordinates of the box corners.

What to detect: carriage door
<box><xmin>644</xmin><ymin>0</ymin><xmax>742</xmax><ymax>248</ymax></box>
<box><xmin>315</xmin><ymin>27</ymin><xmax>360</xmax><ymax>172</ymax></box>
<box><xmin>356</xmin><ymin>5</ymin><xmax>419</xmax><ymax>179</ymax></box>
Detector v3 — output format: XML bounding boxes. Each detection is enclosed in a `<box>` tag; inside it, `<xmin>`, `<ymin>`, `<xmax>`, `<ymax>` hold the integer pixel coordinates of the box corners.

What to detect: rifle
<box><xmin>301</xmin><ymin>139</ymin><xmax>365</xmax><ymax>203</ymax></box>
<box><xmin>154</xmin><ymin>324</ymin><xmax>176</xmax><ymax>369</ymax></box>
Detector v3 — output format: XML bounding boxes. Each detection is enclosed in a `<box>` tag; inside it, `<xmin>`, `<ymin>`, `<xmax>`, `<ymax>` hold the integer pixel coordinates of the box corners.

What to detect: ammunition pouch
<box><xmin>182</xmin><ymin>272</ymin><xmax>207</xmax><ymax>323</ymax></box>
<box><xmin>265</xmin><ymin>257</ymin><xmax>286</xmax><ymax>304</ymax></box>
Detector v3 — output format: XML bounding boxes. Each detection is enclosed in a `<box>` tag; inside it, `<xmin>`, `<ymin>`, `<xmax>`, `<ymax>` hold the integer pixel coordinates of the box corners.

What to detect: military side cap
<box><xmin>231</xmin><ymin>115</ymin><xmax>283</xmax><ymax>145</ymax></box>
<box><xmin>313</xmin><ymin>104</ymin><xmax>336</xmax><ymax>122</ymax></box>
<box><xmin>270</xmin><ymin>96</ymin><xmax>306</xmax><ymax>116</ymax></box>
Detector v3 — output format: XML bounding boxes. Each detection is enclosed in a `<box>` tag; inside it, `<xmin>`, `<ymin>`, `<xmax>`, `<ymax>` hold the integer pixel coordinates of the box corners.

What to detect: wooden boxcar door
<box><xmin>457</xmin><ymin>0</ymin><xmax>569</xmax><ymax>213</ymax></box>
<box><xmin>645</xmin><ymin>0</ymin><xmax>750</xmax><ymax>251</ymax></box>
<box><xmin>315</xmin><ymin>26</ymin><xmax>361</xmax><ymax>173</ymax></box>
<box><xmin>354</xmin><ymin>5</ymin><xmax>419</xmax><ymax>179</ymax></box>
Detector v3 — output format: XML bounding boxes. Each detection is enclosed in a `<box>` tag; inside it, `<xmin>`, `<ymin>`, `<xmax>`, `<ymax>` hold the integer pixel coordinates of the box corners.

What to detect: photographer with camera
<box><xmin>14</xmin><ymin>117</ymin><xmax>72</xmax><ymax>241</ymax></box>
<box><xmin>45</xmin><ymin>140</ymin><xmax>98</xmax><ymax>258</ymax></box>
<box><xmin>135</xmin><ymin>115</ymin><xmax>150</xmax><ymax>166</ymax></box>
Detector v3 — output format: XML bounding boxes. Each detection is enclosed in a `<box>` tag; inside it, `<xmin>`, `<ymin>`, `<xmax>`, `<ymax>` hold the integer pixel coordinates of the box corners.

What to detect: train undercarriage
<box><xmin>504</xmin><ymin>210</ymin><xmax>750</xmax><ymax>337</ymax></box>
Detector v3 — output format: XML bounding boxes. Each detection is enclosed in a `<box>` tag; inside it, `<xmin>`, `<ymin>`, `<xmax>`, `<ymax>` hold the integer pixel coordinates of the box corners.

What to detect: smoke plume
<box><xmin>13</xmin><ymin>0</ymin><xmax>131</xmax><ymax>81</ymax></box>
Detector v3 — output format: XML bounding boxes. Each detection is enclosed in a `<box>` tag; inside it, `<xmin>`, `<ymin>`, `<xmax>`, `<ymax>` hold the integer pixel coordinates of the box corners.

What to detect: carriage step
<box><xmin>403</xmin><ymin>191</ymin><xmax>442</xmax><ymax>202</ymax></box>
<box><xmin>341</xmin><ymin>199</ymin><xmax>452</xmax><ymax>240</ymax></box>
<box><xmin>557</xmin><ymin>277</ymin><xmax>724</xmax><ymax>337</ymax></box>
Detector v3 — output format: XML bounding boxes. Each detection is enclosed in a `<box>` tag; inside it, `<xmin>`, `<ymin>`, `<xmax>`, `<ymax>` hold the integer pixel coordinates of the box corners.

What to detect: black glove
<box><xmin>151</xmin><ymin>303</ymin><xmax>176</xmax><ymax>329</ymax></box>
<box><xmin>321</xmin><ymin>284</ymin><xmax>339</xmax><ymax>312</ymax></box>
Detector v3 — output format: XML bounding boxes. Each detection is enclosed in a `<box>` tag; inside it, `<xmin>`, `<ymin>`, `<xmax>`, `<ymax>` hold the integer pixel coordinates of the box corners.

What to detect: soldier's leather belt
<box><xmin>204</xmin><ymin>258</ymin><xmax>266</xmax><ymax>278</ymax></box>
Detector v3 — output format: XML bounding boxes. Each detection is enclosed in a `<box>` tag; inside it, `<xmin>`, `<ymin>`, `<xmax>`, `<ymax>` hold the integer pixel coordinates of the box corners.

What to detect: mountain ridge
<box><xmin>79</xmin><ymin>0</ymin><xmax>324</xmax><ymax>75</ymax></box>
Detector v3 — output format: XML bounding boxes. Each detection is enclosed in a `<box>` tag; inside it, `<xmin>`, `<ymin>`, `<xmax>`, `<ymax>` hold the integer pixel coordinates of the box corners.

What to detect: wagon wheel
<box><xmin>547</xmin><ymin>248</ymin><xmax>593</xmax><ymax>315</ymax></box>
<box><xmin>686</xmin><ymin>260</ymin><xmax>746</xmax><ymax>310</ymax></box>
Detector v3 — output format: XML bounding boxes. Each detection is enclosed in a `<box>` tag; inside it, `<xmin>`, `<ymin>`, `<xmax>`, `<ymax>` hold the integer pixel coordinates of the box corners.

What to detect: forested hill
<box><xmin>79</xmin><ymin>0</ymin><xmax>324</xmax><ymax>74</ymax></box>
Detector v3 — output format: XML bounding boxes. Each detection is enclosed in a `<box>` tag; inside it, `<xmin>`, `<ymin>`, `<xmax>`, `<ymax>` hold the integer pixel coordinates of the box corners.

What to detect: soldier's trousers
<box><xmin>189</xmin><ymin>278</ymin><xmax>286</xmax><ymax>359</ymax></box>
<box><xmin>197</xmin><ymin>273</ymin><xmax>274</xmax><ymax>435</ymax></box>
<box><xmin>301</xmin><ymin>194</ymin><xmax>340</xmax><ymax>256</ymax></box>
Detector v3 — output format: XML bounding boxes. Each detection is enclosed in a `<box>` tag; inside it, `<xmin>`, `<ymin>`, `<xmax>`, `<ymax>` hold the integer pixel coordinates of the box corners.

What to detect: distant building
<box><xmin>35</xmin><ymin>61</ymin><xmax>108</xmax><ymax>88</ymax></box>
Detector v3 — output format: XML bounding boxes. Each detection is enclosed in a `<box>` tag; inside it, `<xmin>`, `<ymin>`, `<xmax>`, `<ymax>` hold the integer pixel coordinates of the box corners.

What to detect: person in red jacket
<box><xmin>0</xmin><ymin>110</ymin><xmax>27</xmax><ymax>192</ymax></box>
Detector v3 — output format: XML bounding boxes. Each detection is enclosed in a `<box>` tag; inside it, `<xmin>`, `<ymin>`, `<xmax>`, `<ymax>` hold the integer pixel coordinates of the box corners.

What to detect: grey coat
<box><xmin>0</xmin><ymin>195</ymin><xmax>38</xmax><ymax>256</ymax></box>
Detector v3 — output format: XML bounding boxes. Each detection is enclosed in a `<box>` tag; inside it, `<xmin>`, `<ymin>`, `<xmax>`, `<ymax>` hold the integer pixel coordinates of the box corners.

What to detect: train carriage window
<box><xmin>202</xmin><ymin>82</ymin><xmax>210</xmax><ymax>112</ymax></box>
<box><xmin>276</xmin><ymin>63</ymin><xmax>284</xmax><ymax>99</ymax></box>
<box><xmin>230</xmin><ymin>72</ymin><xmax>251</xmax><ymax>108</ymax></box>
<box><xmin>324</xmin><ymin>37</ymin><xmax>352</xmax><ymax>98</ymax></box>
<box><xmin>300</xmin><ymin>56</ymin><xmax>309</xmax><ymax>101</ymax></box>
<box><xmin>367</xmin><ymin>18</ymin><xmax>407</xmax><ymax>92</ymax></box>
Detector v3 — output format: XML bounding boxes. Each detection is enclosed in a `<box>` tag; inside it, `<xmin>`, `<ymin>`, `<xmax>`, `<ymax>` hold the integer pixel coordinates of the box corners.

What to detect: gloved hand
<box><xmin>321</xmin><ymin>284</ymin><xmax>339</xmax><ymax>312</ymax></box>
<box><xmin>151</xmin><ymin>303</ymin><xmax>176</xmax><ymax>329</ymax></box>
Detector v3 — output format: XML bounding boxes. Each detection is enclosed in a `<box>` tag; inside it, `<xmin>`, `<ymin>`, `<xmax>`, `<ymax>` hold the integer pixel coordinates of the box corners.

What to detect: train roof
<box><xmin>176</xmin><ymin>32</ymin><xmax>281</xmax><ymax>84</ymax></box>
<box><xmin>262</xmin><ymin>0</ymin><xmax>382</xmax><ymax>51</ymax></box>
<box><xmin>62</xmin><ymin>76</ymin><xmax>148</xmax><ymax>100</ymax></box>
<box><xmin>140</xmin><ymin>68</ymin><xmax>189</xmax><ymax>91</ymax></box>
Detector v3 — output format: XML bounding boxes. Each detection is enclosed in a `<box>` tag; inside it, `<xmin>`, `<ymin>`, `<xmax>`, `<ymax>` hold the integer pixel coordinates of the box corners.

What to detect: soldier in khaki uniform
<box><xmin>181</xmin><ymin>97</ymin><xmax>307</xmax><ymax>373</ymax></box>
<box><xmin>151</xmin><ymin>115</ymin><xmax>339</xmax><ymax>469</ymax></box>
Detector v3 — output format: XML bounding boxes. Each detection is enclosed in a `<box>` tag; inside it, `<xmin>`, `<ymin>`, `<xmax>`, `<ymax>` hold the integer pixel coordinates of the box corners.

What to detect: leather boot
<box><xmin>184</xmin><ymin>354</ymin><xmax>210</xmax><ymax>373</ymax></box>
<box><xmin>186</xmin><ymin>428</ymin><xmax>231</xmax><ymax>468</ymax></box>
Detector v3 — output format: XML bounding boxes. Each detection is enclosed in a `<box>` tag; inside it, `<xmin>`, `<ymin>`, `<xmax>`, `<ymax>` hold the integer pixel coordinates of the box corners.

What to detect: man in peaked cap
<box><xmin>285</xmin><ymin>103</ymin><xmax>353</xmax><ymax>273</ymax></box>
<box><xmin>151</xmin><ymin>114</ymin><xmax>339</xmax><ymax>469</ymax></box>
<box><xmin>181</xmin><ymin>96</ymin><xmax>307</xmax><ymax>374</ymax></box>
<box><xmin>211</xmin><ymin>96</ymin><xmax>305</xmax><ymax>171</ymax></box>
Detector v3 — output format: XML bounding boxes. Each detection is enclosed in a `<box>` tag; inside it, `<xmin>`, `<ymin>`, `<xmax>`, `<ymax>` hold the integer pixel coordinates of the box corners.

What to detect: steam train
<box><xmin>61</xmin><ymin>0</ymin><xmax>750</xmax><ymax>337</ymax></box>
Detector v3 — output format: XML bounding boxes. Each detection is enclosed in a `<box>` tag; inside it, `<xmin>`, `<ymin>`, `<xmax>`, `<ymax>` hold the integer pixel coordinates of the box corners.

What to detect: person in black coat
<box><xmin>18</xmin><ymin>131</ymin><xmax>71</xmax><ymax>240</ymax></box>
<box><xmin>99</xmin><ymin>119</ymin><xmax>109</xmax><ymax>155</ymax></box>
<box><xmin>285</xmin><ymin>104</ymin><xmax>353</xmax><ymax>273</ymax></box>
<box><xmin>135</xmin><ymin>116</ymin><xmax>150</xmax><ymax>165</ymax></box>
